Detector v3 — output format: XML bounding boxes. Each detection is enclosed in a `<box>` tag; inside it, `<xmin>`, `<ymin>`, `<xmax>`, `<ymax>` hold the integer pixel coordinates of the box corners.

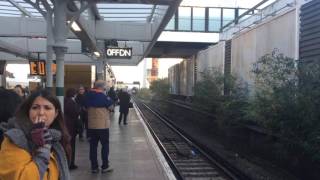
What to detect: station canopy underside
<box><xmin>0</xmin><ymin>0</ymin><xmax>182</xmax><ymax>66</ymax></box>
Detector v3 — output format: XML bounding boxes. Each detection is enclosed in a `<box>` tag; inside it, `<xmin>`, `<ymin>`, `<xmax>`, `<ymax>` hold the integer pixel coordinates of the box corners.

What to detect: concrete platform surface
<box><xmin>70</xmin><ymin>106</ymin><xmax>174</xmax><ymax>180</ymax></box>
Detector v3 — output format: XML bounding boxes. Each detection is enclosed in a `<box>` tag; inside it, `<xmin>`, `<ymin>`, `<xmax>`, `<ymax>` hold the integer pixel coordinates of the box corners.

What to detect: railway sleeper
<box><xmin>175</xmin><ymin>159</ymin><xmax>205</xmax><ymax>163</ymax></box>
<box><xmin>175</xmin><ymin>162</ymin><xmax>210</xmax><ymax>167</ymax></box>
<box><xmin>184</xmin><ymin>177</ymin><xmax>226</xmax><ymax>180</ymax></box>
<box><xmin>178</xmin><ymin>166</ymin><xmax>216</xmax><ymax>171</ymax></box>
<box><xmin>182</xmin><ymin>171</ymin><xmax>220</xmax><ymax>177</ymax></box>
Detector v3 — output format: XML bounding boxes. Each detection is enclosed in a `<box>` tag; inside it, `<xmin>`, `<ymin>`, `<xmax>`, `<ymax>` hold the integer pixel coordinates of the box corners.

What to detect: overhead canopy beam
<box><xmin>0</xmin><ymin>16</ymin><xmax>152</xmax><ymax>41</ymax></box>
<box><xmin>142</xmin><ymin>0</ymin><xmax>182</xmax><ymax>60</ymax></box>
<box><xmin>66</xmin><ymin>1</ymin><xmax>99</xmax><ymax>54</ymax></box>
<box><xmin>8</xmin><ymin>0</ymin><xmax>34</xmax><ymax>17</ymax></box>
<box><xmin>96</xmin><ymin>0</ymin><xmax>174</xmax><ymax>5</ymax></box>
<box><xmin>0</xmin><ymin>37</ymin><xmax>146</xmax><ymax>65</ymax></box>
<box><xmin>0</xmin><ymin>51</ymin><xmax>96</xmax><ymax>64</ymax></box>
<box><xmin>1</xmin><ymin>0</ymin><xmax>183</xmax><ymax>66</ymax></box>
<box><xmin>147</xmin><ymin>5</ymin><xmax>156</xmax><ymax>22</ymax></box>
<box><xmin>91</xmin><ymin>4</ymin><xmax>102</xmax><ymax>20</ymax></box>
<box><xmin>95</xmin><ymin>20</ymin><xmax>152</xmax><ymax>41</ymax></box>
<box><xmin>0</xmin><ymin>39</ymin><xmax>39</xmax><ymax>60</ymax></box>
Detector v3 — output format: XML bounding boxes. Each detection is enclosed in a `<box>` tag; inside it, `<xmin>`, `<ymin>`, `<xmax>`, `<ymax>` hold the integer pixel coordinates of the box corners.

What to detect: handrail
<box><xmin>220</xmin><ymin>0</ymin><xmax>270</xmax><ymax>31</ymax></box>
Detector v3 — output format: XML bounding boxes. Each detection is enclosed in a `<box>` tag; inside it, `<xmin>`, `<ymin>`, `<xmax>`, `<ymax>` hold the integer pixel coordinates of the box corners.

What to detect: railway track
<box><xmin>134</xmin><ymin>98</ymin><xmax>250</xmax><ymax>180</ymax></box>
<box><xmin>141</xmin><ymin>98</ymin><xmax>301</xmax><ymax>180</ymax></box>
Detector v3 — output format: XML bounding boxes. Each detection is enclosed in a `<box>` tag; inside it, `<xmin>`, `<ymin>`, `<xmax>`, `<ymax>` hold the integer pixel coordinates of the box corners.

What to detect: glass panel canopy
<box><xmin>0</xmin><ymin>0</ymin><xmax>166</xmax><ymax>23</ymax></box>
<box><xmin>97</xmin><ymin>3</ymin><xmax>156</xmax><ymax>22</ymax></box>
<box><xmin>0</xmin><ymin>0</ymin><xmax>51</xmax><ymax>17</ymax></box>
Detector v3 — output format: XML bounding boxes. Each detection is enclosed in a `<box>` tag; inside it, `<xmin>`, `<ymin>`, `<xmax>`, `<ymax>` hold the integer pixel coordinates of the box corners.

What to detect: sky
<box><xmin>6</xmin><ymin>64</ymin><xmax>31</xmax><ymax>86</ymax></box>
<box><xmin>5</xmin><ymin>0</ymin><xmax>271</xmax><ymax>88</ymax></box>
<box><xmin>111</xmin><ymin>58</ymin><xmax>183</xmax><ymax>88</ymax></box>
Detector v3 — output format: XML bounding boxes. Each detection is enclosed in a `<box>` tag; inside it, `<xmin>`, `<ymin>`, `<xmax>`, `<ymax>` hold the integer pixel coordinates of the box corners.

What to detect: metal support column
<box><xmin>0</xmin><ymin>61</ymin><xmax>6</xmax><ymax>88</ymax></box>
<box><xmin>142</xmin><ymin>58</ymin><xmax>147</xmax><ymax>88</ymax></box>
<box><xmin>0</xmin><ymin>75</ymin><xmax>5</xmax><ymax>88</ymax></box>
<box><xmin>53</xmin><ymin>0</ymin><xmax>68</xmax><ymax>109</ymax></box>
<box><xmin>96</xmin><ymin>60</ymin><xmax>104</xmax><ymax>80</ymax></box>
<box><xmin>96</xmin><ymin>40</ymin><xmax>105</xmax><ymax>80</ymax></box>
<box><xmin>46</xmin><ymin>11</ymin><xmax>54</xmax><ymax>92</ymax></box>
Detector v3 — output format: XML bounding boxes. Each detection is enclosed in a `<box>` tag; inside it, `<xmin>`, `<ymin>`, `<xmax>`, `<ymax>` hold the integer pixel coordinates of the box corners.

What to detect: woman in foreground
<box><xmin>0</xmin><ymin>89</ymin><xmax>71</xmax><ymax>180</ymax></box>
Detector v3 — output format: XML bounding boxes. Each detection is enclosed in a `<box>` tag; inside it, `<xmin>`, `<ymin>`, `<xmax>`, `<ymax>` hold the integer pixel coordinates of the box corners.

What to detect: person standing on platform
<box><xmin>107</xmin><ymin>86</ymin><xmax>118</xmax><ymax>112</ymax></box>
<box><xmin>0</xmin><ymin>89</ymin><xmax>71</xmax><ymax>180</ymax></box>
<box><xmin>14</xmin><ymin>84</ymin><xmax>26</xmax><ymax>100</ymax></box>
<box><xmin>0</xmin><ymin>88</ymin><xmax>22</xmax><ymax>148</ymax></box>
<box><xmin>75</xmin><ymin>85</ymin><xmax>88</xmax><ymax>140</ymax></box>
<box><xmin>118</xmin><ymin>88</ymin><xmax>131</xmax><ymax>125</ymax></box>
<box><xmin>85</xmin><ymin>80</ymin><xmax>113</xmax><ymax>173</ymax></box>
<box><xmin>64</xmin><ymin>88</ymin><xmax>80</xmax><ymax>170</ymax></box>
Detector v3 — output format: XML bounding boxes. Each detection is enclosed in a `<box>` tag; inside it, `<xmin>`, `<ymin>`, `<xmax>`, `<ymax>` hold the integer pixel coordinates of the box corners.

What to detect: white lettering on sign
<box><xmin>106</xmin><ymin>48</ymin><xmax>132</xmax><ymax>58</ymax></box>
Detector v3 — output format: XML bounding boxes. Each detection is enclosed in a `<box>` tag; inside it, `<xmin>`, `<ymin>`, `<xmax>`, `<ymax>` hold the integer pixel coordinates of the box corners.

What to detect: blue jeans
<box><xmin>88</xmin><ymin>129</ymin><xmax>109</xmax><ymax>170</ymax></box>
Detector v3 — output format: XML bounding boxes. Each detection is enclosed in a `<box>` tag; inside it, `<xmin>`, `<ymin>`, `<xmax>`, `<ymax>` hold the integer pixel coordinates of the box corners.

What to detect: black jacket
<box><xmin>118</xmin><ymin>91</ymin><xmax>130</xmax><ymax>113</ymax></box>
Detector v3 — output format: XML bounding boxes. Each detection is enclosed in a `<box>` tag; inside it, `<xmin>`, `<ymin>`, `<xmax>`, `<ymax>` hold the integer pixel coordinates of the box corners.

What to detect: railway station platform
<box><xmin>70</xmin><ymin>106</ymin><xmax>175</xmax><ymax>180</ymax></box>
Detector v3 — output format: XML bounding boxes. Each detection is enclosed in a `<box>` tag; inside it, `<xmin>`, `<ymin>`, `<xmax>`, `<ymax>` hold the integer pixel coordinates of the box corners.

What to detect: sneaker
<box><xmin>101</xmin><ymin>166</ymin><xmax>113</xmax><ymax>173</ymax></box>
<box><xmin>91</xmin><ymin>169</ymin><xmax>99</xmax><ymax>174</ymax></box>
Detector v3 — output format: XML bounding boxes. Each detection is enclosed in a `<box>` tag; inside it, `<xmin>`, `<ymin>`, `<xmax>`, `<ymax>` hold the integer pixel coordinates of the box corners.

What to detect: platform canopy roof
<box><xmin>0</xmin><ymin>0</ymin><xmax>182</xmax><ymax>65</ymax></box>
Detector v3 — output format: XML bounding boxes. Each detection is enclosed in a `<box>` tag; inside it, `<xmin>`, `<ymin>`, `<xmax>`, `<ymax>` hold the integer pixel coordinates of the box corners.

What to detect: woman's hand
<box><xmin>32</xmin><ymin>117</ymin><xmax>54</xmax><ymax>180</ymax></box>
<box><xmin>31</xmin><ymin>116</ymin><xmax>52</xmax><ymax>147</ymax></box>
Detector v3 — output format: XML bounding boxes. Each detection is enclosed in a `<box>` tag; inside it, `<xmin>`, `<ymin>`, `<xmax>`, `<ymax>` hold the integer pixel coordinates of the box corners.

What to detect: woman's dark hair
<box><xmin>0</xmin><ymin>88</ymin><xmax>21</xmax><ymax>123</ymax></box>
<box><xmin>14</xmin><ymin>84</ymin><xmax>25</xmax><ymax>98</ymax></box>
<box><xmin>0</xmin><ymin>88</ymin><xmax>22</xmax><ymax>146</ymax></box>
<box><xmin>15</xmin><ymin>89</ymin><xmax>71</xmax><ymax>162</ymax></box>
<box><xmin>66</xmin><ymin>88</ymin><xmax>76</xmax><ymax>98</ymax></box>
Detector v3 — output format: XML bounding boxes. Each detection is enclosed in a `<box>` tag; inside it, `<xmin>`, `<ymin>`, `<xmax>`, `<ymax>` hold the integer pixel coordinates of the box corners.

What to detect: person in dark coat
<box><xmin>118</xmin><ymin>88</ymin><xmax>131</xmax><ymax>125</ymax></box>
<box><xmin>0</xmin><ymin>88</ymin><xmax>22</xmax><ymax>148</ymax></box>
<box><xmin>64</xmin><ymin>88</ymin><xmax>80</xmax><ymax>170</ymax></box>
<box><xmin>13</xmin><ymin>84</ymin><xmax>26</xmax><ymax>100</ymax></box>
<box><xmin>107</xmin><ymin>86</ymin><xmax>118</xmax><ymax>112</ymax></box>
<box><xmin>75</xmin><ymin>85</ymin><xmax>88</xmax><ymax>140</ymax></box>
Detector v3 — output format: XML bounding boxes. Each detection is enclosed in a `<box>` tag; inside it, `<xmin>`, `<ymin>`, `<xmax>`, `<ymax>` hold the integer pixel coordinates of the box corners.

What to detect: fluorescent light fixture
<box><xmin>71</xmin><ymin>22</ymin><xmax>81</xmax><ymax>32</ymax></box>
<box><xmin>94</xmin><ymin>51</ymin><xmax>101</xmax><ymax>57</ymax></box>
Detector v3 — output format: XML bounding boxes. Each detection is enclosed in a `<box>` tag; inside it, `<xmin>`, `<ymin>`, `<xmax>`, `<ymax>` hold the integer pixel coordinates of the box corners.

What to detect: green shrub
<box><xmin>149</xmin><ymin>78</ymin><xmax>169</xmax><ymax>98</ymax></box>
<box><xmin>193</xmin><ymin>68</ymin><xmax>225</xmax><ymax>112</ymax></box>
<box><xmin>136</xmin><ymin>88</ymin><xmax>151</xmax><ymax>100</ymax></box>
<box><xmin>249</xmin><ymin>50</ymin><xmax>320</xmax><ymax>161</ymax></box>
<box><xmin>193</xmin><ymin>68</ymin><xmax>249</xmax><ymax>125</ymax></box>
<box><xmin>250</xmin><ymin>52</ymin><xmax>299</xmax><ymax>131</ymax></box>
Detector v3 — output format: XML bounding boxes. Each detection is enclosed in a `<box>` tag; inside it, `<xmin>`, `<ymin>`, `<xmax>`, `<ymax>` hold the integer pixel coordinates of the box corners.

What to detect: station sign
<box><xmin>106</xmin><ymin>47</ymin><xmax>132</xmax><ymax>59</ymax></box>
<box><xmin>29</xmin><ymin>60</ymin><xmax>56</xmax><ymax>76</ymax></box>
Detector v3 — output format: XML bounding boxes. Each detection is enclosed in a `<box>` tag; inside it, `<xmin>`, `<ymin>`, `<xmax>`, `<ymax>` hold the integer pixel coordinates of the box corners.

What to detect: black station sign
<box><xmin>106</xmin><ymin>47</ymin><xmax>132</xmax><ymax>59</ymax></box>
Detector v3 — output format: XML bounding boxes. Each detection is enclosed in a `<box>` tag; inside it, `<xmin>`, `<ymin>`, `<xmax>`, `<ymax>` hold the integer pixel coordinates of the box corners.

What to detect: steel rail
<box><xmin>134</xmin><ymin>98</ymin><xmax>251</xmax><ymax>180</ymax></box>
